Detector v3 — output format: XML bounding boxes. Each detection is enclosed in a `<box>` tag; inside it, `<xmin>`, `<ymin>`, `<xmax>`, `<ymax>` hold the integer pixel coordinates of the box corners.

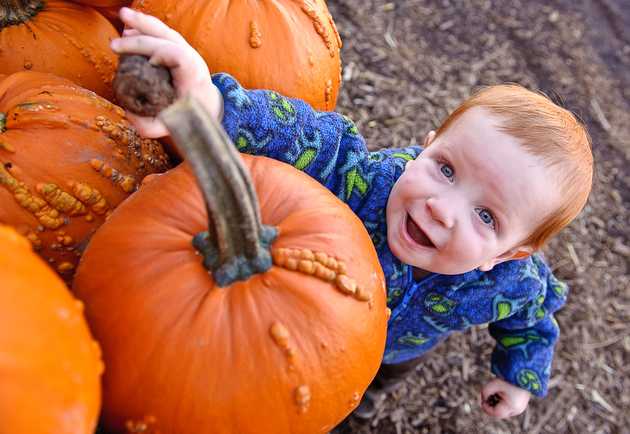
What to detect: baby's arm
<box><xmin>111</xmin><ymin>8</ymin><xmax>372</xmax><ymax>203</ymax></box>
<box><xmin>485</xmin><ymin>258</ymin><xmax>569</xmax><ymax>417</ymax></box>
<box><xmin>215</xmin><ymin>74</ymin><xmax>372</xmax><ymax>203</ymax></box>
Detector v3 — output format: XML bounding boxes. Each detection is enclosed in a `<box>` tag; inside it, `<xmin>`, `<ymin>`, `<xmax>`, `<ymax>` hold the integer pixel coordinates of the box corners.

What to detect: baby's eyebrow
<box><xmin>437</xmin><ymin>144</ymin><xmax>455</xmax><ymax>161</ymax></box>
<box><xmin>485</xmin><ymin>181</ymin><xmax>508</xmax><ymax>208</ymax></box>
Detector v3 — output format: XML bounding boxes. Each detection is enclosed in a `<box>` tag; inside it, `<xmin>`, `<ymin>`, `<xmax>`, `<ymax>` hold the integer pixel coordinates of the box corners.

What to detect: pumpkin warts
<box><xmin>272</xmin><ymin>247</ymin><xmax>374</xmax><ymax>304</ymax></box>
<box><xmin>0</xmin><ymin>71</ymin><xmax>172</xmax><ymax>280</ymax></box>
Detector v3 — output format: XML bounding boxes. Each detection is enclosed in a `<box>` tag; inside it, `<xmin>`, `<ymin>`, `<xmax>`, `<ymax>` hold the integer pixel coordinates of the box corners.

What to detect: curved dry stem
<box><xmin>159</xmin><ymin>97</ymin><xmax>277</xmax><ymax>286</ymax></box>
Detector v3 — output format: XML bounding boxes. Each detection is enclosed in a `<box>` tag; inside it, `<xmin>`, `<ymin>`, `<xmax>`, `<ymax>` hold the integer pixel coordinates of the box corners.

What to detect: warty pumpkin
<box><xmin>73</xmin><ymin>97</ymin><xmax>388</xmax><ymax>433</ymax></box>
<box><xmin>94</xmin><ymin>4</ymin><xmax>128</xmax><ymax>32</ymax></box>
<box><xmin>130</xmin><ymin>0</ymin><xmax>342</xmax><ymax>110</ymax></box>
<box><xmin>0</xmin><ymin>71</ymin><xmax>171</xmax><ymax>281</ymax></box>
<box><xmin>0</xmin><ymin>0</ymin><xmax>120</xmax><ymax>99</ymax></box>
<box><xmin>0</xmin><ymin>224</ymin><xmax>103</xmax><ymax>434</ymax></box>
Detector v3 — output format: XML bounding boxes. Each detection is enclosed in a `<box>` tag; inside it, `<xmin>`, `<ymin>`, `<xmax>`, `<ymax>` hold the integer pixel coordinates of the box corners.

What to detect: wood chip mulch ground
<box><xmin>327</xmin><ymin>0</ymin><xmax>630</xmax><ymax>433</ymax></box>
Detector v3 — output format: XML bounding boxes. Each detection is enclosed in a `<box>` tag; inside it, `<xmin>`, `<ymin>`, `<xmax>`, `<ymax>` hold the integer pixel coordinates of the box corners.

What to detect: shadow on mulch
<box><xmin>327</xmin><ymin>0</ymin><xmax>630</xmax><ymax>433</ymax></box>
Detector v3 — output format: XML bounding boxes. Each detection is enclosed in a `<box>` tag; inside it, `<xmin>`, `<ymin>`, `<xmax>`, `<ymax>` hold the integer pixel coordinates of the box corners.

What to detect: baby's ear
<box><xmin>423</xmin><ymin>130</ymin><xmax>436</xmax><ymax>147</ymax></box>
<box><xmin>479</xmin><ymin>246</ymin><xmax>535</xmax><ymax>271</ymax></box>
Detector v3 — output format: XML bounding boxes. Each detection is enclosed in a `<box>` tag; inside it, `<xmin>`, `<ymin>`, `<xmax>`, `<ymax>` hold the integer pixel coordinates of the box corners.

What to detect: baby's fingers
<box><xmin>147</xmin><ymin>44</ymin><xmax>192</xmax><ymax>69</ymax></box>
<box><xmin>119</xmin><ymin>7</ymin><xmax>186</xmax><ymax>44</ymax></box>
<box><xmin>111</xmin><ymin>34</ymin><xmax>169</xmax><ymax>57</ymax></box>
<box><xmin>148</xmin><ymin>44</ymin><xmax>210</xmax><ymax>86</ymax></box>
<box><xmin>480</xmin><ymin>393</ymin><xmax>513</xmax><ymax>419</ymax></box>
<box><xmin>122</xmin><ymin>28</ymin><xmax>141</xmax><ymax>37</ymax></box>
<box><xmin>126</xmin><ymin>113</ymin><xmax>169</xmax><ymax>139</ymax></box>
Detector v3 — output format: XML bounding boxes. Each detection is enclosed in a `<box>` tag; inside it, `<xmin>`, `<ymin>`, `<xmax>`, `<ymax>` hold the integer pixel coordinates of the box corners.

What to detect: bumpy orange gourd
<box><xmin>0</xmin><ymin>71</ymin><xmax>171</xmax><ymax>281</ymax></box>
<box><xmin>0</xmin><ymin>224</ymin><xmax>102</xmax><ymax>434</ymax></box>
<box><xmin>94</xmin><ymin>4</ymin><xmax>128</xmax><ymax>32</ymax></box>
<box><xmin>73</xmin><ymin>100</ymin><xmax>387</xmax><ymax>433</ymax></box>
<box><xmin>131</xmin><ymin>0</ymin><xmax>342</xmax><ymax>110</ymax></box>
<box><xmin>0</xmin><ymin>0</ymin><xmax>120</xmax><ymax>99</ymax></box>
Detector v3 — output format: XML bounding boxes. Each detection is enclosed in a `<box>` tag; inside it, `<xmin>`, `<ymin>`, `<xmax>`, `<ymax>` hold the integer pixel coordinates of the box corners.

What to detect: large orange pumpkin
<box><xmin>0</xmin><ymin>224</ymin><xmax>102</xmax><ymax>434</ymax></box>
<box><xmin>0</xmin><ymin>71</ymin><xmax>171</xmax><ymax>281</ymax></box>
<box><xmin>73</xmin><ymin>98</ymin><xmax>387</xmax><ymax>433</ymax></box>
<box><xmin>0</xmin><ymin>0</ymin><xmax>120</xmax><ymax>99</ymax></box>
<box><xmin>131</xmin><ymin>0</ymin><xmax>342</xmax><ymax>110</ymax></box>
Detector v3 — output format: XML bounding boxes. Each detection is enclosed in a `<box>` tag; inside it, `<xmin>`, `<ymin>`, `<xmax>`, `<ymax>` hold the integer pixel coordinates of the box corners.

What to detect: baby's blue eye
<box><xmin>475</xmin><ymin>208</ymin><xmax>495</xmax><ymax>228</ymax></box>
<box><xmin>440</xmin><ymin>163</ymin><xmax>454</xmax><ymax>180</ymax></box>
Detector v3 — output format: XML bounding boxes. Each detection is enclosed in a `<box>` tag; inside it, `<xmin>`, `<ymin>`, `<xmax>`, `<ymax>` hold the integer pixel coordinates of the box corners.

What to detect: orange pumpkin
<box><xmin>0</xmin><ymin>224</ymin><xmax>102</xmax><ymax>434</ymax></box>
<box><xmin>0</xmin><ymin>71</ymin><xmax>171</xmax><ymax>281</ymax></box>
<box><xmin>0</xmin><ymin>0</ymin><xmax>120</xmax><ymax>99</ymax></box>
<box><xmin>71</xmin><ymin>0</ymin><xmax>129</xmax><ymax>6</ymax></box>
<box><xmin>65</xmin><ymin>0</ymin><xmax>131</xmax><ymax>32</ymax></box>
<box><xmin>95</xmin><ymin>4</ymin><xmax>128</xmax><ymax>32</ymax></box>
<box><xmin>73</xmin><ymin>98</ymin><xmax>387</xmax><ymax>433</ymax></box>
<box><xmin>130</xmin><ymin>0</ymin><xmax>342</xmax><ymax>110</ymax></box>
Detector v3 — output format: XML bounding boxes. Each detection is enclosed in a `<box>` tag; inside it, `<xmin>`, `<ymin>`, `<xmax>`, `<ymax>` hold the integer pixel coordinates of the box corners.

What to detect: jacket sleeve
<box><xmin>212</xmin><ymin>73</ymin><xmax>372</xmax><ymax>202</ymax></box>
<box><xmin>487</xmin><ymin>256</ymin><xmax>569</xmax><ymax>397</ymax></box>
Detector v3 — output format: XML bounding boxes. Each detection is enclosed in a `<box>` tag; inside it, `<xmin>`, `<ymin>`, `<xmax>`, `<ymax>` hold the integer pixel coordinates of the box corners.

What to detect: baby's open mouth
<box><xmin>406</xmin><ymin>214</ymin><xmax>435</xmax><ymax>248</ymax></box>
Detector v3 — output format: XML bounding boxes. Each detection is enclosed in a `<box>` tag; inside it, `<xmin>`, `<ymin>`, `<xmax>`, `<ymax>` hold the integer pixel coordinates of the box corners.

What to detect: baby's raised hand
<box><xmin>480</xmin><ymin>377</ymin><xmax>531</xmax><ymax>419</ymax></box>
<box><xmin>110</xmin><ymin>7</ymin><xmax>223</xmax><ymax>138</ymax></box>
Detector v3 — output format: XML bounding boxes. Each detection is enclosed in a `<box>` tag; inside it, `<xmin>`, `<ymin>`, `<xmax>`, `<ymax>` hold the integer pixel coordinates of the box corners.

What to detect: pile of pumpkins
<box><xmin>0</xmin><ymin>1</ymin><xmax>388</xmax><ymax>433</ymax></box>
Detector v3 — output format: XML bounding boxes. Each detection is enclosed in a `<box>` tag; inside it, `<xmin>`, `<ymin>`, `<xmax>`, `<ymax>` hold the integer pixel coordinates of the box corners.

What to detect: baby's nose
<box><xmin>426</xmin><ymin>197</ymin><xmax>454</xmax><ymax>229</ymax></box>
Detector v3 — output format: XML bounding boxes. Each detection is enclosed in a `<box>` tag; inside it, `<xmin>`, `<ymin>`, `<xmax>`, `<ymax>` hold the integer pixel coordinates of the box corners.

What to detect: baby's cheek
<box><xmin>454</xmin><ymin>238</ymin><xmax>486</xmax><ymax>266</ymax></box>
<box><xmin>404</xmin><ymin>173</ymin><xmax>429</xmax><ymax>199</ymax></box>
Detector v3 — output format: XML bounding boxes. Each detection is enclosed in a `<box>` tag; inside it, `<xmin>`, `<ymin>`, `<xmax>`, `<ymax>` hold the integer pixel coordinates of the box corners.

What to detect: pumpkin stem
<box><xmin>0</xmin><ymin>113</ymin><xmax>5</xmax><ymax>132</ymax></box>
<box><xmin>113</xmin><ymin>55</ymin><xmax>177</xmax><ymax>117</ymax></box>
<box><xmin>0</xmin><ymin>0</ymin><xmax>43</xmax><ymax>28</ymax></box>
<box><xmin>159</xmin><ymin>97</ymin><xmax>277</xmax><ymax>287</ymax></box>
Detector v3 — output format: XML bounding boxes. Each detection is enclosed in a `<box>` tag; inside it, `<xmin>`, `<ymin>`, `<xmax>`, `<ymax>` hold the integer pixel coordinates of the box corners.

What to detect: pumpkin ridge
<box><xmin>3</xmin><ymin>81</ymin><xmax>109</xmax><ymax>112</ymax></box>
<box><xmin>50</xmin><ymin>18</ymin><xmax>115</xmax><ymax>89</ymax></box>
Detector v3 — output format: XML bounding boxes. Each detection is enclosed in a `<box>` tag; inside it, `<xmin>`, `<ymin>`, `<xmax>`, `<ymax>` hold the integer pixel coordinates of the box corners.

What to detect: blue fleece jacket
<box><xmin>213</xmin><ymin>73</ymin><xmax>568</xmax><ymax>397</ymax></box>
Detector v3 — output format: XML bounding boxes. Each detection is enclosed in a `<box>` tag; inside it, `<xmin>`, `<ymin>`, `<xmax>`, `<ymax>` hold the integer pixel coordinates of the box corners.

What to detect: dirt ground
<box><xmin>326</xmin><ymin>0</ymin><xmax>630</xmax><ymax>433</ymax></box>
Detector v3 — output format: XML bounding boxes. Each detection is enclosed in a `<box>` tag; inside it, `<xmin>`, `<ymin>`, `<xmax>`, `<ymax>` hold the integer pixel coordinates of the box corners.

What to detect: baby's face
<box><xmin>386</xmin><ymin>107</ymin><xmax>560</xmax><ymax>274</ymax></box>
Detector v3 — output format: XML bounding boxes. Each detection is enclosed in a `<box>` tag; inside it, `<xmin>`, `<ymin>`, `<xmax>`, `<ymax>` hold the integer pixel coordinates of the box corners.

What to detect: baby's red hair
<box><xmin>436</xmin><ymin>84</ymin><xmax>593</xmax><ymax>249</ymax></box>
